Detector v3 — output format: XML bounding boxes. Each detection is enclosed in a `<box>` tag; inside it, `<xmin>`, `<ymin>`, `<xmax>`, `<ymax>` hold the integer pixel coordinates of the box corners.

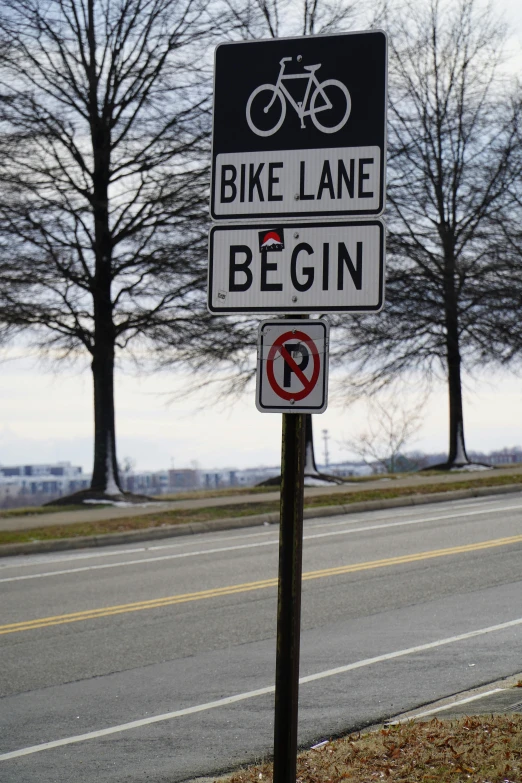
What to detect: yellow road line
<box><xmin>0</xmin><ymin>578</ymin><xmax>280</xmax><ymax>632</ymax></box>
<box><xmin>302</xmin><ymin>534</ymin><xmax>522</xmax><ymax>580</ymax></box>
<box><xmin>2</xmin><ymin>533</ymin><xmax>522</xmax><ymax>636</ymax></box>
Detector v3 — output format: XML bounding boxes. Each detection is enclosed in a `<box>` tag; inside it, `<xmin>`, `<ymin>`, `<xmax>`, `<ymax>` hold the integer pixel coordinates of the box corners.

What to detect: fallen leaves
<box><xmin>217</xmin><ymin>715</ymin><xmax>522</xmax><ymax>783</ymax></box>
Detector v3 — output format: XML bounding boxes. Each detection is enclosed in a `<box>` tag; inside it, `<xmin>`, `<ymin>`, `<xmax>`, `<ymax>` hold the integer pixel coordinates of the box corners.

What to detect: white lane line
<box><xmin>3</xmin><ymin>546</ymin><xmax>150</xmax><ymax>564</ymax></box>
<box><xmin>3</xmin><ymin>492</ymin><xmax>520</xmax><ymax>572</ymax></box>
<box><xmin>2</xmin><ymin>502</ymin><xmax>522</xmax><ymax>584</ymax></box>
<box><xmin>0</xmin><ymin>541</ymin><xmax>281</xmax><ymax>581</ymax></box>
<box><xmin>389</xmin><ymin>688</ymin><xmax>505</xmax><ymax>723</ymax></box>
<box><xmin>0</xmin><ymin>530</ymin><xmax>276</xmax><ymax>569</ymax></box>
<box><xmin>0</xmin><ymin>512</ymin><xmax>386</xmax><ymax>570</ymax></box>
<box><xmin>1</xmin><ymin>616</ymin><xmax>521</xmax><ymax>761</ymax></box>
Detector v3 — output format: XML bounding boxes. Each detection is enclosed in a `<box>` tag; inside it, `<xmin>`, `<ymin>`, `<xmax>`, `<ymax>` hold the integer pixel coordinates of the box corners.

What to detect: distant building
<box><xmin>168</xmin><ymin>469</ymin><xmax>199</xmax><ymax>491</ymax></box>
<box><xmin>121</xmin><ymin>470</ymin><xmax>169</xmax><ymax>495</ymax></box>
<box><xmin>0</xmin><ymin>462</ymin><xmax>89</xmax><ymax>507</ymax></box>
<box><xmin>232</xmin><ymin>466</ymin><xmax>281</xmax><ymax>486</ymax></box>
<box><xmin>317</xmin><ymin>461</ymin><xmax>372</xmax><ymax>478</ymax></box>
<box><xmin>469</xmin><ymin>448</ymin><xmax>522</xmax><ymax>466</ymax></box>
<box><xmin>2</xmin><ymin>444</ymin><xmax>520</xmax><ymax>509</ymax></box>
<box><xmin>489</xmin><ymin>448</ymin><xmax>522</xmax><ymax>465</ymax></box>
<box><xmin>119</xmin><ymin>468</ymin><xmax>200</xmax><ymax>495</ymax></box>
<box><xmin>195</xmin><ymin>466</ymin><xmax>280</xmax><ymax>488</ymax></box>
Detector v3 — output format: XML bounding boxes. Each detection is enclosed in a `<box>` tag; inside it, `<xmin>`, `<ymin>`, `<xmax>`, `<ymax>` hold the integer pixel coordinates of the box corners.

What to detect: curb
<box><xmin>1</xmin><ymin>482</ymin><xmax>521</xmax><ymax>558</ymax></box>
<box><xmin>385</xmin><ymin>672</ymin><xmax>522</xmax><ymax>724</ymax></box>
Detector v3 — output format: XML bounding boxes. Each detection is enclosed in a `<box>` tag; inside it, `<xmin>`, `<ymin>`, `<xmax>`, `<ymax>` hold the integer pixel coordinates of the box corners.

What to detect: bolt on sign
<box><xmin>256</xmin><ymin>319</ymin><xmax>329</xmax><ymax>413</ymax></box>
<box><xmin>210</xmin><ymin>30</ymin><xmax>387</xmax><ymax>221</ymax></box>
<box><xmin>208</xmin><ymin>220</ymin><xmax>385</xmax><ymax>313</ymax></box>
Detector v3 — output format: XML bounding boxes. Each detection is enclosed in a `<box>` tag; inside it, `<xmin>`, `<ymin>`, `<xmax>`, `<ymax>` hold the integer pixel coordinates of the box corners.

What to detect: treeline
<box><xmin>0</xmin><ymin>0</ymin><xmax>520</xmax><ymax>499</ymax></box>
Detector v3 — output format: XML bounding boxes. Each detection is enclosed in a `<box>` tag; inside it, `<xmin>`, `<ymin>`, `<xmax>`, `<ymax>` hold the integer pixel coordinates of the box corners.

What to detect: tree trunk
<box><xmin>91</xmin><ymin>338</ymin><xmax>121</xmax><ymax>494</ymax></box>
<box><xmin>446</xmin><ymin>336</ymin><xmax>469</xmax><ymax>466</ymax></box>
<box><xmin>444</xmin><ymin>256</ymin><xmax>469</xmax><ymax>468</ymax></box>
<box><xmin>89</xmin><ymin>70</ymin><xmax>121</xmax><ymax>493</ymax></box>
<box><xmin>90</xmin><ymin>273</ymin><xmax>121</xmax><ymax>493</ymax></box>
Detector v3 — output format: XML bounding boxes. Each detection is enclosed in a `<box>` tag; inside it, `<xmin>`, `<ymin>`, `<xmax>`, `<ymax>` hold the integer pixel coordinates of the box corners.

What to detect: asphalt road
<box><xmin>1</xmin><ymin>492</ymin><xmax>522</xmax><ymax>782</ymax></box>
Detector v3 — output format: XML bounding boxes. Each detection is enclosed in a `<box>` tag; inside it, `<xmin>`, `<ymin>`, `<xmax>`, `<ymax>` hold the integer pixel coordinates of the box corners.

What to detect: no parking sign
<box><xmin>256</xmin><ymin>319</ymin><xmax>329</xmax><ymax>413</ymax></box>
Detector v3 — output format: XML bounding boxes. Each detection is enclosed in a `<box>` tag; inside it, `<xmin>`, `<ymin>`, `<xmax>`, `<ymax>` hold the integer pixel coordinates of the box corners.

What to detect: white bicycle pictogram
<box><xmin>246</xmin><ymin>56</ymin><xmax>351</xmax><ymax>137</ymax></box>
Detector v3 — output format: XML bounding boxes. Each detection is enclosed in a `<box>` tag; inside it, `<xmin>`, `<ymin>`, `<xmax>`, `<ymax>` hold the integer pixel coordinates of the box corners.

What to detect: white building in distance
<box><xmin>0</xmin><ymin>462</ymin><xmax>89</xmax><ymax>506</ymax></box>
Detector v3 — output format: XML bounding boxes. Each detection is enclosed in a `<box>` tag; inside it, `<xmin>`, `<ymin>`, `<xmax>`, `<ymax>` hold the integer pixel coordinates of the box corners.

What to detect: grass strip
<box><xmin>1</xmin><ymin>469</ymin><xmax>520</xmax><ymax>520</ymax></box>
<box><xmin>0</xmin><ymin>475</ymin><xmax>386</xmax><ymax>520</ymax></box>
<box><xmin>304</xmin><ymin>472</ymin><xmax>522</xmax><ymax>507</ymax></box>
<box><xmin>0</xmin><ymin>472</ymin><xmax>521</xmax><ymax>546</ymax></box>
<box><xmin>218</xmin><ymin>714</ymin><xmax>522</xmax><ymax>783</ymax></box>
<box><xmin>0</xmin><ymin>501</ymin><xmax>280</xmax><ymax>545</ymax></box>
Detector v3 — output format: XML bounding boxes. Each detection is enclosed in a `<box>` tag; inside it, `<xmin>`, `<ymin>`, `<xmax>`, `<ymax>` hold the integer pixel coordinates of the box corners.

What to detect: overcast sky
<box><xmin>1</xmin><ymin>1</ymin><xmax>521</xmax><ymax>475</ymax></box>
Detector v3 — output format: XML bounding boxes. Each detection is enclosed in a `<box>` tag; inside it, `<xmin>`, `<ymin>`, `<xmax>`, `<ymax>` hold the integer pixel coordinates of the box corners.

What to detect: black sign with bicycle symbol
<box><xmin>212</xmin><ymin>31</ymin><xmax>386</xmax><ymax>156</ymax></box>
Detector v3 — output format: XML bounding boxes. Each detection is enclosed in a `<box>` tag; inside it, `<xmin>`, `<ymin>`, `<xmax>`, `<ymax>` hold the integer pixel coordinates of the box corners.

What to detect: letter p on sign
<box><xmin>256</xmin><ymin>319</ymin><xmax>329</xmax><ymax>413</ymax></box>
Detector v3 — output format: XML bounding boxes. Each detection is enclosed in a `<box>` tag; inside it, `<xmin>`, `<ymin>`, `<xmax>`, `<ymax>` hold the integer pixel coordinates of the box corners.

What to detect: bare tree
<box><xmin>0</xmin><ymin>0</ymin><xmax>220</xmax><ymax>498</ymax></box>
<box><xmin>332</xmin><ymin>0</ymin><xmax>522</xmax><ymax>469</ymax></box>
<box><xmin>343</xmin><ymin>392</ymin><xmax>425</xmax><ymax>473</ymax></box>
<box><xmin>158</xmin><ymin>0</ymin><xmax>360</xmax><ymax>486</ymax></box>
<box><xmin>486</xmin><ymin>95</ymin><xmax>522</xmax><ymax>363</ymax></box>
<box><xmin>222</xmin><ymin>0</ymin><xmax>357</xmax><ymax>39</ymax></box>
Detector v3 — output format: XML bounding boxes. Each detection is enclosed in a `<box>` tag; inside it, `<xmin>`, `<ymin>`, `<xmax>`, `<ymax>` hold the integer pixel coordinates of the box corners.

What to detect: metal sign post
<box><xmin>273</xmin><ymin>409</ymin><xmax>306</xmax><ymax>783</ymax></box>
<box><xmin>259</xmin><ymin>315</ymin><xmax>320</xmax><ymax>781</ymax></box>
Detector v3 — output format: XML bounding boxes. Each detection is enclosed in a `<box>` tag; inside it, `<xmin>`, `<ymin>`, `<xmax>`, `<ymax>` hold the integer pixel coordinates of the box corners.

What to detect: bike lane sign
<box><xmin>211</xmin><ymin>30</ymin><xmax>387</xmax><ymax>221</ymax></box>
<box><xmin>256</xmin><ymin>319</ymin><xmax>329</xmax><ymax>413</ymax></box>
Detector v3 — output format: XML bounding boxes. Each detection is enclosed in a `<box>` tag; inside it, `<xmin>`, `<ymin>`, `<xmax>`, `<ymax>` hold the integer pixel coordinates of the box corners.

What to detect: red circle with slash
<box><xmin>266</xmin><ymin>330</ymin><xmax>321</xmax><ymax>401</ymax></box>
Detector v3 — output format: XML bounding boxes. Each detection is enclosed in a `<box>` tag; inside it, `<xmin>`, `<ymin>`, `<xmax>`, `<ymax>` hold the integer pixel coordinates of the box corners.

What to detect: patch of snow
<box><xmin>450</xmin><ymin>463</ymin><xmax>492</xmax><ymax>472</ymax></box>
<box><xmin>454</xmin><ymin>421</ymin><xmax>468</xmax><ymax>466</ymax></box>
<box><xmin>303</xmin><ymin>477</ymin><xmax>336</xmax><ymax>486</ymax></box>
<box><xmin>304</xmin><ymin>441</ymin><xmax>318</xmax><ymax>474</ymax></box>
<box><xmin>105</xmin><ymin>432</ymin><xmax>122</xmax><ymax>496</ymax></box>
<box><xmin>83</xmin><ymin>500</ymin><xmax>165</xmax><ymax>507</ymax></box>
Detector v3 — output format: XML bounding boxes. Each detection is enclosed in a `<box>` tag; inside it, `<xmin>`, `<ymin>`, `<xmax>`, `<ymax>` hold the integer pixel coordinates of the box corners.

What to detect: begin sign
<box><xmin>208</xmin><ymin>220</ymin><xmax>385</xmax><ymax>313</ymax></box>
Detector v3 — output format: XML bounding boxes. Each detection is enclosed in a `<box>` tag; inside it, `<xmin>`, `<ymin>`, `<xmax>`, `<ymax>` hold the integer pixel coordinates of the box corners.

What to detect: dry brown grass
<box><xmin>221</xmin><ymin>715</ymin><xmax>522</xmax><ymax>783</ymax></box>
